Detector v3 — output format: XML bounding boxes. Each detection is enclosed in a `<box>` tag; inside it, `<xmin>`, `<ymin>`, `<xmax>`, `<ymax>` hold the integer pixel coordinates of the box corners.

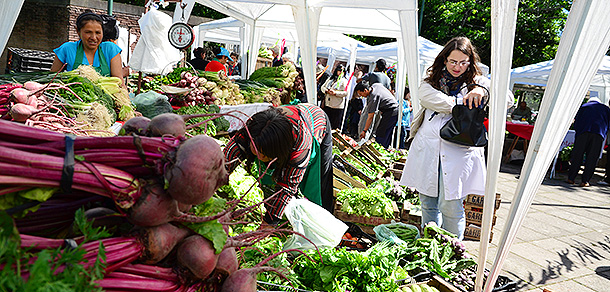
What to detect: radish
<box><xmin>176</xmin><ymin>235</ymin><xmax>219</xmax><ymax>280</ymax></box>
<box><xmin>214</xmin><ymin>247</ymin><xmax>238</xmax><ymax>276</ymax></box>
<box><xmin>9</xmin><ymin>103</ymin><xmax>37</xmax><ymax>122</ymax></box>
<box><xmin>147</xmin><ymin>113</ymin><xmax>186</xmax><ymax>138</ymax></box>
<box><xmin>220</xmin><ymin>267</ymin><xmax>286</xmax><ymax>292</ymax></box>
<box><xmin>165</xmin><ymin>135</ymin><xmax>229</xmax><ymax>205</ymax></box>
<box><xmin>23</xmin><ymin>81</ymin><xmax>45</xmax><ymax>92</ymax></box>
<box><xmin>138</xmin><ymin>223</ymin><xmax>190</xmax><ymax>264</ymax></box>
<box><xmin>120</xmin><ymin>116</ymin><xmax>151</xmax><ymax>136</ymax></box>
<box><xmin>127</xmin><ymin>182</ymin><xmax>181</xmax><ymax>227</ymax></box>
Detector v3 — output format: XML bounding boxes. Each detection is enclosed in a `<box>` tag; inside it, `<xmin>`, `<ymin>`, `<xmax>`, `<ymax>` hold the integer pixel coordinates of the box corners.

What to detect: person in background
<box><xmin>566</xmin><ymin>97</ymin><xmax>610</xmax><ymax>187</ymax></box>
<box><xmin>205</xmin><ymin>47</ymin><xmax>233</xmax><ymax>73</ymax></box>
<box><xmin>355</xmin><ymin>80</ymin><xmax>399</xmax><ymax>148</ymax></box>
<box><xmin>51</xmin><ymin>10</ymin><xmax>123</xmax><ymax>82</ymax></box>
<box><xmin>227</xmin><ymin>52</ymin><xmax>240</xmax><ymax>76</ymax></box>
<box><xmin>399</xmin><ymin>37</ymin><xmax>513</xmax><ymax>240</ymax></box>
<box><xmin>346</xmin><ymin>87</ymin><xmax>364</xmax><ymax>139</ymax></box>
<box><xmin>223</xmin><ymin>104</ymin><xmax>333</xmax><ymax>225</ymax></box>
<box><xmin>271</xmin><ymin>45</ymin><xmax>283</xmax><ymax>67</ymax></box>
<box><xmin>511</xmin><ymin>101</ymin><xmax>532</xmax><ymax>121</ymax></box>
<box><xmin>321</xmin><ymin>64</ymin><xmax>349</xmax><ymax>130</ymax></box>
<box><xmin>357</xmin><ymin>58</ymin><xmax>392</xmax><ymax>90</ymax></box>
<box><xmin>188</xmin><ymin>47</ymin><xmax>208</xmax><ymax>70</ymax></box>
<box><xmin>317</xmin><ymin>63</ymin><xmax>331</xmax><ymax>107</ymax></box>
<box><xmin>399</xmin><ymin>87</ymin><xmax>412</xmax><ymax>149</ymax></box>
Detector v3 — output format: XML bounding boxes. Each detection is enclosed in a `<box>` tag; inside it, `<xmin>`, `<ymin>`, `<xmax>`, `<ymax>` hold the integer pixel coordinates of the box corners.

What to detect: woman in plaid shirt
<box><xmin>224</xmin><ymin>104</ymin><xmax>333</xmax><ymax>226</ymax></box>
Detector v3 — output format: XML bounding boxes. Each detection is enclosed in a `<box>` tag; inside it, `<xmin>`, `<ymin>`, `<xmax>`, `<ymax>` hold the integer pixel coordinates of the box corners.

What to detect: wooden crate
<box><xmin>357</xmin><ymin>144</ymin><xmax>389</xmax><ymax>169</ymax></box>
<box><xmin>333</xmin><ymin>167</ymin><xmax>367</xmax><ymax>189</ymax></box>
<box><xmin>464</xmin><ymin>224</ymin><xmax>494</xmax><ymax>242</ymax></box>
<box><xmin>334</xmin><ymin>201</ymin><xmax>399</xmax><ymax>230</ymax></box>
<box><xmin>335</xmin><ymin>154</ymin><xmax>376</xmax><ymax>185</ymax></box>
<box><xmin>332</xmin><ymin>130</ymin><xmax>359</xmax><ymax>152</ymax></box>
<box><xmin>465</xmin><ymin>209</ymin><xmax>497</xmax><ymax>226</ymax></box>
<box><xmin>399</xmin><ymin>275</ymin><xmax>462</xmax><ymax>292</ymax></box>
<box><xmin>464</xmin><ymin>193</ymin><xmax>501</xmax><ymax>210</ymax></box>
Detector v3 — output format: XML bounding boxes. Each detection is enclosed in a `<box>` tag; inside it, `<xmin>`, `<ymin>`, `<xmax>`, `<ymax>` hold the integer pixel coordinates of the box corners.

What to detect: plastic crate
<box><xmin>338</xmin><ymin>221</ymin><xmax>378</xmax><ymax>251</ymax></box>
<box><xmin>7</xmin><ymin>47</ymin><xmax>54</xmax><ymax>73</ymax></box>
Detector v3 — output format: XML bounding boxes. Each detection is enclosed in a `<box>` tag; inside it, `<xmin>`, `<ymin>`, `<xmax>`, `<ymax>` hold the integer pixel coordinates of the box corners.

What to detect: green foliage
<box><xmin>336</xmin><ymin>188</ymin><xmax>395</xmax><ymax>218</ymax></box>
<box><xmin>112</xmin><ymin>1</ymin><xmax>226</xmax><ymax>19</ymax></box>
<box><xmin>180</xmin><ymin>197</ymin><xmax>228</xmax><ymax>254</ymax></box>
<box><xmin>174</xmin><ymin>103</ymin><xmax>229</xmax><ymax>136</ymax></box>
<box><xmin>418</xmin><ymin>0</ymin><xmax>571</xmax><ymax>68</ymax></box>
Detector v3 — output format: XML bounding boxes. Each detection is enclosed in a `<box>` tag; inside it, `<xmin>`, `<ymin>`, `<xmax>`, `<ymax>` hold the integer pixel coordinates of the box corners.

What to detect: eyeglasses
<box><xmin>447</xmin><ymin>59</ymin><xmax>470</xmax><ymax>67</ymax></box>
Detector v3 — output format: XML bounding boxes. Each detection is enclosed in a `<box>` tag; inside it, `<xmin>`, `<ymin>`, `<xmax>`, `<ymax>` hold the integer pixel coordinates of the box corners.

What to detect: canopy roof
<box><xmin>510</xmin><ymin>56</ymin><xmax>610</xmax><ymax>102</ymax></box>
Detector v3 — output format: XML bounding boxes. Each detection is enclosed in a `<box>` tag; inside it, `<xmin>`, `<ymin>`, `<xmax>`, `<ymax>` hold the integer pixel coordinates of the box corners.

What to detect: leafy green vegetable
<box><xmin>0</xmin><ymin>187</ymin><xmax>59</xmax><ymax>217</ymax></box>
<box><xmin>180</xmin><ymin>197</ymin><xmax>228</xmax><ymax>254</ymax></box>
<box><xmin>336</xmin><ymin>188</ymin><xmax>395</xmax><ymax>218</ymax></box>
<box><xmin>174</xmin><ymin>103</ymin><xmax>229</xmax><ymax>136</ymax></box>
<box><xmin>73</xmin><ymin>208</ymin><xmax>112</xmax><ymax>242</ymax></box>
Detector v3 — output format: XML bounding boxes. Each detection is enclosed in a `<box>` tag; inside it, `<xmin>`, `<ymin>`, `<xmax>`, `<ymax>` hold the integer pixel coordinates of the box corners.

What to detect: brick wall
<box><xmin>1</xmin><ymin>0</ymin><xmax>211</xmax><ymax>73</ymax></box>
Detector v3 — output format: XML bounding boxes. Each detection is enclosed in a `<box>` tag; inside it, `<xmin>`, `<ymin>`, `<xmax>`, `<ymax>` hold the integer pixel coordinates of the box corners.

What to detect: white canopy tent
<box><xmin>0</xmin><ymin>0</ymin><xmax>25</xmax><ymax>55</ymax></box>
<box><xmin>509</xmin><ymin>56</ymin><xmax>610</xmax><ymax>104</ymax></box>
<box><xmin>175</xmin><ymin>0</ymin><xmax>420</xmax><ymax>116</ymax></box>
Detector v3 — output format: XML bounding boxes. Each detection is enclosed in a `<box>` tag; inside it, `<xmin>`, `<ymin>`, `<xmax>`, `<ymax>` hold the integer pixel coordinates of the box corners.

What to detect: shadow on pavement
<box><xmin>595</xmin><ymin>266</ymin><xmax>610</xmax><ymax>280</ymax></box>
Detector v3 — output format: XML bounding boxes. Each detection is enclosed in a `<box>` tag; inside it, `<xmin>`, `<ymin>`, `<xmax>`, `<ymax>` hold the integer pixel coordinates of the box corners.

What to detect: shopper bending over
<box><xmin>355</xmin><ymin>80</ymin><xmax>399</xmax><ymax>148</ymax></box>
<box><xmin>51</xmin><ymin>10</ymin><xmax>123</xmax><ymax>81</ymax></box>
<box><xmin>224</xmin><ymin>104</ymin><xmax>333</xmax><ymax>226</ymax></box>
<box><xmin>399</xmin><ymin>36</ymin><xmax>513</xmax><ymax>239</ymax></box>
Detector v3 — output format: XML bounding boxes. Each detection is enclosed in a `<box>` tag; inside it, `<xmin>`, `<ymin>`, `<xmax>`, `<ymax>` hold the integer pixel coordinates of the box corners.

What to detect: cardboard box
<box><xmin>465</xmin><ymin>193</ymin><xmax>501</xmax><ymax>209</ymax></box>
<box><xmin>465</xmin><ymin>209</ymin><xmax>497</xmax><ymax>226</ymax></box>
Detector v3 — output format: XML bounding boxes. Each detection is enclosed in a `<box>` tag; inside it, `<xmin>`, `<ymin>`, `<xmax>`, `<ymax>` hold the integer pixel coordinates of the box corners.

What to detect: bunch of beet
<box><xmin>172</xmin><ymin>71</ymin><xmax>216</xmax><ymax>106</ymax></box>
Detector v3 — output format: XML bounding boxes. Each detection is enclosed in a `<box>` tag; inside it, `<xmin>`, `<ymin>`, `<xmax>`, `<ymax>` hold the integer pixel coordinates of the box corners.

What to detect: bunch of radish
<box><xmin>174</xmin><ymin>71</ymin><xmax>216</xmax><ymax>106</ymax></box>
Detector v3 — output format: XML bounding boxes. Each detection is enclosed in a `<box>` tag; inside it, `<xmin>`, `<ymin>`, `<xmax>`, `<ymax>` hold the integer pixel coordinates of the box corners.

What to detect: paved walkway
<box><xmin>462</xmin><ymin>162</ymin><xmax>610</xmax><ymax>292</ymax></box>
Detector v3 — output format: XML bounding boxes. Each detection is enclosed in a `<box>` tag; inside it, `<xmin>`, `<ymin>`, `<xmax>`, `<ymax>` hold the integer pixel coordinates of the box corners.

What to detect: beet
<box><xmin>120</xmin><ymin>116</ymin><xmax>151</xmax><ymax>136</ymax></box>
<box><xmin>220</xmin><ymin>267</ymin><xmax>282</xmax><ymax>292</ymax></box>
<box><xmin>139</xmin><ymin>223</ymin><xmax>190</xmax><ymax>264</ymax></box>
<box><xmin>147</xmin><ymin>113</ymin><xmax>186</xmax><ymax>138</ymax></box>
<box><xmin>165</xmin><ymin>135</ymin><xmax>229</xmax><ymax>205</ymax></box>
<box><xmin>83</xmin><ymin>207</ymin><xmax>125</xmax><ymax>229</ymax></box>
<box><xmin>176</xmin><ymin>235</ymin><xmax>219</xmax><ymax>279</ymax></box>
<box><xmin>215</xmin><ymin>247</ymin><xmax>238</xmax><ymax>276</ymax></box>
<box><xmin>127</xmin><ymin>183</ymin><xmax>181</xmax><ymax>227</ymax></box>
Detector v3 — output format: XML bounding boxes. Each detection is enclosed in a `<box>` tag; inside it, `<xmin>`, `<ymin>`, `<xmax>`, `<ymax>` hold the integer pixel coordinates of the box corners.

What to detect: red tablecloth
<box><xmin>484</xmin><ymin>120</ymin><xmax>534</xmax><ymax>140</ymax></box>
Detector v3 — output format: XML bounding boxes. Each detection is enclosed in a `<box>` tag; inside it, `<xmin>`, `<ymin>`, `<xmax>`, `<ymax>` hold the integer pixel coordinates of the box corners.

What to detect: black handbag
<box><xmin>440</xmin><ymin>84</ymin><xmax>490</xmax><ymax>147</ymax></box>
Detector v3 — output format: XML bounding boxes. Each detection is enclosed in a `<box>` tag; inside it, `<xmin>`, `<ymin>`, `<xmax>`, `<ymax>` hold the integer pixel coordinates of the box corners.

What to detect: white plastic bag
<box><xmin>282</xmin><ymin>198</ymin><xmax>348</xmax><ymax>251</ymax></box>
<box><xmin>128</xmin><ymin>8</ymin><xmax>181</xmax><ymax>75</ymax></box>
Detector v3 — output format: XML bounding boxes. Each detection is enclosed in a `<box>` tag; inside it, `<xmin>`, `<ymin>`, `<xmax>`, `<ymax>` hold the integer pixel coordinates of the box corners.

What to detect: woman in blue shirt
<box><xmin>50</xmin><ymin>11</ymin><xmax>123</xmax><ymax>82</ymax></box>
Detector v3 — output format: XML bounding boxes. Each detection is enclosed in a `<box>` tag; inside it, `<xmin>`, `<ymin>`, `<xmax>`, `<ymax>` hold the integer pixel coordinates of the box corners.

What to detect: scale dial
<box><xmin>168</xmin><ymin>22</ymin><xmax>194</xmax><ymax>50</ymax></box>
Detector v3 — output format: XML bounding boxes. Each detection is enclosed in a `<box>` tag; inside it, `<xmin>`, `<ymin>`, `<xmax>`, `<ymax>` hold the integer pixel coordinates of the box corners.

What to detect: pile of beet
<box><xmin>1</xmin><ymin>114</ymin><xmax>311</xmax><ymax>292</ymax></box>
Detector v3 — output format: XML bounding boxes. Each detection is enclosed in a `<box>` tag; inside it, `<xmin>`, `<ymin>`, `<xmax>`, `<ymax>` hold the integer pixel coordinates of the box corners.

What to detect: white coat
<box><xmin>399</xmin><ymin>75</ymin><xmax>513</xmax><ymax>200</ymax></box>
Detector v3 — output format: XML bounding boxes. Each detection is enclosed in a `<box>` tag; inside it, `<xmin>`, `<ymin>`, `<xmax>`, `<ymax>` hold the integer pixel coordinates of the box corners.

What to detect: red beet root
<box><xmin>176</xmin><ymin>235</ymin><xmax>219</xmax><ymax>280</ymax></box>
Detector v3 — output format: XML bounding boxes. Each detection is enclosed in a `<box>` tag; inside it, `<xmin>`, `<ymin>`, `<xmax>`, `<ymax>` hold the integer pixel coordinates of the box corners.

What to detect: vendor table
<box><xmin>503</xmin><ymin>122</ymin><xmax>534</xmax><ymax>163</ymax></box>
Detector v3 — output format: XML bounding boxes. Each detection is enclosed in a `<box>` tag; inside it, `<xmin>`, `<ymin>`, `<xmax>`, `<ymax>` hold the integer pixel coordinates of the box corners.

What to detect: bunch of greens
<box><xmin>219</xmin><ymin>166</ymin><xmax>265</xmax><ymax>230</ymax></box>
<box><xmin>353</xmin><ymin>151</ymin><xmax>384</xmax><ymax>174</ymax></box>
<box><xmin>336</xmin><ymin>188</ymin><xmax>395</xmax><ymax>218</ymax></box>
<box><xmin>344</xmin><ymin>155</ymin><xmax>377</xmax><ymax>178</ymax></box>
<box><xmin>180</xmin><ymin>197</ymin><xmax>228</xmax><ymax>253</ymax></box>
<box><xmin>0</xmin><ymin>210</ymin><xmax>107</xmax><ymax>291</ymax></box>
<box><xmin>559</xmin><ymin>145</ymin><xmax>572</xmax><ymax>162</ymax></box>
<box><xmin>292</xmin><ymin>242</ymin><xmax>409</xmax><ymax>292</ymax></box>
<box><xmin>174</xmin><ymin>104</ymin><xmax>229</xmax><ymax>136</ymax></box>
<box><xmin>370</xmin><ymin>177</ymin><xmax>407</xmax><ymax>202</ymax></box>
<box><xmin>239</xmin><ymin>237</ymin><xmax>302</xmax><ymax>288</ymax></box>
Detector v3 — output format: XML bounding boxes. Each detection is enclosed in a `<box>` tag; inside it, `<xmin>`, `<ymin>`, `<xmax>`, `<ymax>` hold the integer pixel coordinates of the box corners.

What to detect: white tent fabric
<box><xmin>510</xmin><ymin>56</ymin><xmax>610</xmax><ymax>104</ymax></box>
<box><xmin>477</xmin><ymin>1</ymin><xmax>520</xmax><ymax>291</ymax></box>
<box><xmin>485</xmin><ymin>1</ymin><xmax>610</xmax><ymax>291</ymax></box>
<box><xmin>188</xmin><ymin>0</ymin><xmax>420</xmax><ymax>111</ymax></box>
<box><xmin>0</xmin><ymin>0</ymin><xmax>25</xmax><ymax>54</ymax></box>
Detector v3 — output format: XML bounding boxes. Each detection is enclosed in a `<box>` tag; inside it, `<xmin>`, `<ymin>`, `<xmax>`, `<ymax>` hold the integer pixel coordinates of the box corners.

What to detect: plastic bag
<box><xmin>128</xmin><ymin>8</ymin><xmax>181</xmax><ymax>75</ymax></box>
<box><xmin>131</xmin><ymin>91</ymin><xmax>173</xmax><ymax>119</ymax></box>
<box><xmin>282</xmin><ymin>198</ymin><xmax>348</xmax><ymax>251</ymax></box>
<box><xmin>373</xmin><ymin>221</ymin><xmax>420</xmax><ymax>245</ymax></box>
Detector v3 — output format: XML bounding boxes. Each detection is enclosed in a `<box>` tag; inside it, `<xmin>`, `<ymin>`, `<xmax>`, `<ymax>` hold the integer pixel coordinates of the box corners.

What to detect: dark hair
<box><xmin>354</xmin><ymin>81</ymin><xmax>370</xmax><ymax>93</ymax></box>
<box><xmin>243</xmin><ymin>108</ymin><xmax>295</xmax><ymax>181</ymax></box>
<box><xmin>193</xmin><ymin>47</ymin><xmax>205</xmax><ymax>58</ymax></box>
<box><xmin>404</xmin><ymin>87</ymin><xmax>410</xmax><ymax>95</ymax></box>
<box><xmin>100</xmin><ymin>14</ymin><xmax>119</xmax><ymax>41</ymax></box>
<box><xmin>375</xmin><ymin>58</ymin><xmax>387</xmax><ymax>72</ymax></box>
<box><xmin>331</xmin><ymin>64</ymin><xmax>345</xmax><ymax>81</ymax></box>
<box><xmin>212</xmin><ymin>46</ymin><xmax>222</xmax><ymax>56</ymax></box>
<box><xmin>230</xmin><ymin>52</ymin><xmax>238</xmax><ymax>58</ymax></box>
<box><xmin>424</xmin><ymin>36</ymin><xmax>482</xmax><ymax>91</ymax></box>
<box><xmin>76</xmin><ymin>10</ymin><xmax>103</xmax><ymax>32</ymax></box>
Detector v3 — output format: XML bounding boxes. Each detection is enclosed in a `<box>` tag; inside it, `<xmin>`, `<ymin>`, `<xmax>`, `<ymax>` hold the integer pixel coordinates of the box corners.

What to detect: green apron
<box><xmin>74</xmin><ymin>41</ymin><xmax>111</xmax><ymax>76</ymax></box>
<box><xmin>258</xmin><ymin>107</ymin><xmax>322</xmax><ymax>206</ymax></box>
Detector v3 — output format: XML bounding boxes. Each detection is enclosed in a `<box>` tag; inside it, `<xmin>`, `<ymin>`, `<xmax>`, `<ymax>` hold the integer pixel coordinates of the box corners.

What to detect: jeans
<box><xmin>419</xmin><ymin>163</ymin><xmax>466</xmax><ymax>240</ymax></box>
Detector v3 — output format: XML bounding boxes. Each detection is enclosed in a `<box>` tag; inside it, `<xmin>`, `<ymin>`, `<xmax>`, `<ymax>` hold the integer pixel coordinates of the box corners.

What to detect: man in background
<box><xmin>511</xmin><ymin>101</ymin><xmax>532</xmax><ymax>121</ymax></box>
<box><xmin>567</xmin><ymin>97</ymin><xmax>610</xmax><ymax>187</ymax></box>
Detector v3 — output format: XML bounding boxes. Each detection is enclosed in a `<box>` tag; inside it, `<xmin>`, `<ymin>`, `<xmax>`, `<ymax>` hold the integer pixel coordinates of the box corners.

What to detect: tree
<box><xmin>418</xmin><ymin>0</ymin><xmax>571</xmax><ymax>67</ymax></box>
<box><xmin>113</xmin><ymin>0</ymin><xmax>226</xmax><ymax>19</ymax></box>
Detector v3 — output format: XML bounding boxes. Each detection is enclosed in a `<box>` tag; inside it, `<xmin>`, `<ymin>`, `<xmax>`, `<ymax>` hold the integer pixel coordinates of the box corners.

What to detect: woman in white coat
<box><xmin>400</xmin><ymin>37</ymin><xmax>512</xmax><ymax>239</ymax></box>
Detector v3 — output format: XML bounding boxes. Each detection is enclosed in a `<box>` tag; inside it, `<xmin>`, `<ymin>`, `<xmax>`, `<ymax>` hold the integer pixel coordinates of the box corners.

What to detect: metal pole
<box><xmin>418</xmin><ymin>0</ymin><xmax>425</xmax><ymax>35</ymax></box>
<box><xmin>107</xmin><ymin>0</ymin><xmax>113</xmax><ymax>15</ymax></box>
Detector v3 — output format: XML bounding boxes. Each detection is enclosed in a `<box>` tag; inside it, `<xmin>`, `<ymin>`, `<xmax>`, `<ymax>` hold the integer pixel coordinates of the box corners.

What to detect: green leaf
<box><xmin>73</xmin><ymin>208</ymin><xmax>112</xmax><ymax>242</ymax></box>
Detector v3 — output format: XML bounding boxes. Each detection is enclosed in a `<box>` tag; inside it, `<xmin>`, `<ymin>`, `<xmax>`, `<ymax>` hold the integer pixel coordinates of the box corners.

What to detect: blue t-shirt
<box><xmin>53</xmin><ymin>40</ymin><xmax>122</xmax><ymax>72</ymax></box>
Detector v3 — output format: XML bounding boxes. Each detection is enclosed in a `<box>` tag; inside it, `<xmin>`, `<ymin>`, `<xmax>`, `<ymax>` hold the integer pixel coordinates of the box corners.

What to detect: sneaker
<box><xmin>580</xmin><ymin>182</ymin><xmax>590</xmax><ymax>187</ymax></box>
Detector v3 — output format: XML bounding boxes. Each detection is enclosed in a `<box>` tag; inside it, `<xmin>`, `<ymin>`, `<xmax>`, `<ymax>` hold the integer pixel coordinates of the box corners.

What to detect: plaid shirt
<box><xmin>224</xmin><ymin>104</ymin><xmax>327</xmax><ymax>222</ymax></box>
